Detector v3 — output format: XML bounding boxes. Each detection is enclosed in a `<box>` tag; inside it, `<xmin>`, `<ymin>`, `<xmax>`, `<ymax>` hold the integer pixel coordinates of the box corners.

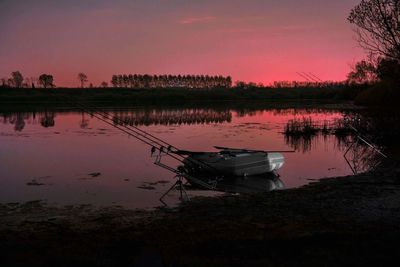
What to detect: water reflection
<box><xmin>0</xmin><ymin>106</ymin><xmax>365</xmax><ymax>208</ymax></box>
<box><xmin>2</xmin><ymin>110</ymin><xmax>57</xmax><ymax>130</ymax></box>
<box><xmin>282</xmin><ymin>113</ymin><xmax>387</xmax><ymax>174</ymax></box>
<box><xmin>1</xmin><ymin>108</ymin><xmax>234</xmax><ymax>131</ymax></box>
<box><xmin>112</xmin><ymin>109</ymin><xmax>232</xmax><ymax>126</ymax></box>
<box><xmin>187</xmin><ymin>173</ymin><xmax>284</xmax><ymax>194</ymax></box>
<box><xmin>1</xmin><ymin>107</ymin><xmax>352</xmax><ymax>132</ymax></box>
<box><xmin>40</xmin><ymin>111</ymin><xmax>56</xmax><ymax>128</ymax></box>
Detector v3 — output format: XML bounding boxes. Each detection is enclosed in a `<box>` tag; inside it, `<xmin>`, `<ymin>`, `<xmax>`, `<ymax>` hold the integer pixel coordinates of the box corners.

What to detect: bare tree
<box><xmin>78</xmin><ymin>73</ymin><xmax>88</xmax><ymax>88</ymax></box>
<box><xmin>7</xmin><ymin>78</ymin><xmax>14</xmax><ymax>87</ymax></box>
<box><xmin>39</xmin><ymin>74</ymin><xmax>54</xmax><ymax>88</ymax></box>
<box><xmin>11</xmin><ymin>71</ymin><xmax>24</xmax><ymax>88</ymax></box>
<box><xmin>347</xmin><ymin>60</ymin><xmax>378</xmax><ymax>84</ymax></box>
<box><xmin>348</xmin><ymin>0</ymin><xmax>400</xmax><ymax>60</ymax></box>
<box><xmin>109</xmin><ymin>73</ymin><xmax>233</xmax><ymax>89</ymax></box>
<box><xmin>111</xmin><ymin>75</ymin><xmax>119</xmax><ymax>87</ymax></box>
<box><xmin>1</xmin><ymin>78</ymin><xmax>7</xmax><ymax>87</ymax></box>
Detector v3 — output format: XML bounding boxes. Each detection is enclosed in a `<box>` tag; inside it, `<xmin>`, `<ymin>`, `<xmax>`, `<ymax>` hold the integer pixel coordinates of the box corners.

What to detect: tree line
<box><xmin>1</xmin><ymin>72</ymin><xmax>233</xmax><ymax>89</ymax></box>
<box><xmin>1</xmin><ymin>71</ymin><xmax>54</xmax><ymax>88</ymax></box>
<box><xmin>110</xmin><ymin>74</ymin><xmax>232</xmax><ymax>88</ymax></box>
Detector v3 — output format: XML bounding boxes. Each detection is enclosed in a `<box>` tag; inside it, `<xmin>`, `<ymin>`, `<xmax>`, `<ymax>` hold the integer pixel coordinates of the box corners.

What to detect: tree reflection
<box><xmin>80</xmin><ymin>112</ymin><xmax>89</xmax><ymax>129</ymax></box>
<box><xmin>112</xmin><ymin>109</ymin><xmax>232</xmax><ymax>126</ymax></box>
<box><xmin>14</xmin><ymin>113</ymin><xmax>26</xmax><ymax>132</ymax></box>
<box><xmin>40</xmin><ymin>111</ymin><xmax>55</xmax><ymax>128</ymax></box>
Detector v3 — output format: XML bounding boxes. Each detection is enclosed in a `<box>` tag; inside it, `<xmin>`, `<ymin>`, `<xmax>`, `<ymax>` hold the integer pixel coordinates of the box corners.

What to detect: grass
<box><xmin>284</xmin><ymin>117</ymin><xmax>320</xmax><ymax>136</ymax></box>
<box><xmin>284</xmin><ymin>116</ymin><xmax>368</xmax><ymax>137</ymax></box>
<box><xmin>0</xmin><ymin>85</ymin><xmax>364</xmax><ymax>107</ymax></box>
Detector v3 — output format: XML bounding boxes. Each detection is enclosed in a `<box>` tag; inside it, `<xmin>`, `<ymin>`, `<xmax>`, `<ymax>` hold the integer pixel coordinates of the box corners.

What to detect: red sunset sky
<box><xmin>0</xmin><ymin>0</ymin><xmax>365</xmax><ymax>87</ymax></box>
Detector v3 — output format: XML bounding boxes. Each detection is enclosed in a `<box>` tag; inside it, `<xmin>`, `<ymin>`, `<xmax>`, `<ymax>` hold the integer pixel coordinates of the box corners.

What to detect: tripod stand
<box><xmin>160</xmin><ymin>174</ymin><xmax>190</xmax><ymax>206</ymax></box>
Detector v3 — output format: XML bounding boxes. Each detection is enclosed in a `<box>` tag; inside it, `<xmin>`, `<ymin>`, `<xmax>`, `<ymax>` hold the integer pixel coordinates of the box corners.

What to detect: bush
<box><xmin>355</xmin><ymin>81</ymin><xmax>400</xmax><ymax>106</ymax></box>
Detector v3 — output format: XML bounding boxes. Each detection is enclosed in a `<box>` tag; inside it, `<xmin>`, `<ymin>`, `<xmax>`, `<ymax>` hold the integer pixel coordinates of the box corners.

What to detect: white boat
<box><xmin>181</xmin><ymin>147</ymin><xmax>285</xmax><ymax>177</ymax></box>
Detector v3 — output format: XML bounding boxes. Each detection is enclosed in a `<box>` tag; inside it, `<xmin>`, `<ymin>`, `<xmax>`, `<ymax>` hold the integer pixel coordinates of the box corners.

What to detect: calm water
<box><xmin>0</xmin><ymin>107</ymin><xmax>356</xmax><ymax>208</ymax></box>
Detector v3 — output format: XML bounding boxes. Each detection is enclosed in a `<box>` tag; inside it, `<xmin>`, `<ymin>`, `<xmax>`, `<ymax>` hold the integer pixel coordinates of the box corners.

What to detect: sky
<box><xmin>0</xmin><ymin>0</ymin><xmax>365</xmax><ymax>87</ymax></box>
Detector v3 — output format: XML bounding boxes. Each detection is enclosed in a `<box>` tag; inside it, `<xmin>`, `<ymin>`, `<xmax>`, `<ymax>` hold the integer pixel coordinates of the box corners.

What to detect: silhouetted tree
<box><xmin>39</xmin><ymin>74</ymin><xmax>54</xmax><ymax>88</ymax></box>
<box><xmin>348</xmin><ymin>0</ymin><xmax>400</xmax><ymax>60</ymax></box>
<box><xmin>7</xmin><ymin>78</ymin><xmax>14</xmax><ymax>87</ymax></box>
<box><xmin>347</xmin><ymin>60</ymin><xmax>378</xmax><ymax>84</ymax></box>
<box><xmin>1</xmin><ymin>78</ymin><xmax>6</xmax><ymax>87</ymax></box>
<box><xmin>109</xmin><ymin>74</ymin><xmax>233</xmax><ymax>89</ymax></box>
<box><xmin>78</xmin><ymin>73</ymin><xmax>88</xmax><ymax>88</ymax></box>
<box><xmin>117</xmin><ymin>74</ymin><xmax>124</xmax><ymax>87</ymax></box>
<box><xmin>100</xmin><ymin>81</ymin><xmax>108</xmax><ymax>88</ymax></box>
<box><xmin>11</xmin><ymin>71</ymin><xmax>23</xmax><ymax>88</ymax></box>
<box><xmin>235</xmin><ymin>81</ymin><xmax>247</xmax><ymax>88</ymax></box>
<box><xmin>111</xmin><ymin>75</ymin><xmax>118</xmax><ymax>87</ymax></box>
<box><xmin>376</xmin><ymin>57</ymin><xmax>400</xmax><ymax>81</ymax></box>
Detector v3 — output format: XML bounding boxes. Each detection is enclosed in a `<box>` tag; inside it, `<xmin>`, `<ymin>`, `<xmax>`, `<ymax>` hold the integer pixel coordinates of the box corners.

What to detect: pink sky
<box><xmin>0</xmin><ymin>0</ymin><xmax>365</xmax><ymax>87</ymax></box>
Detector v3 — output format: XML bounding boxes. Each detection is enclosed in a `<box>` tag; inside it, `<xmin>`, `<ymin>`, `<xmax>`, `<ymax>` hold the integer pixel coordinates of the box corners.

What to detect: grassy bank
<box><xmin>0</xmin><ymin>86</ymin><xmax>364</xmax><ymax>107</ymax></box>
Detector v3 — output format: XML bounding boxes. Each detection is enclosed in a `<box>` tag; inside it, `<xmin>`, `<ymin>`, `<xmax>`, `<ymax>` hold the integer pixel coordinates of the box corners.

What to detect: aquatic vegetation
<box><xmin>284</xmin><ymin>117</ymin><xmax>319</xmax><ymax>136</ymax></box>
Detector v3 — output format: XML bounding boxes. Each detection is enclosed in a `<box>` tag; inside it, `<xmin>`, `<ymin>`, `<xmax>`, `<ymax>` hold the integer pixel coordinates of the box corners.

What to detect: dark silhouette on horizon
<box><xmin>110</xmin><ymin>74</ymin><xmax>232</xmax><ymax>88</ymax></box>
<box><xmin>11</xmin><ymin>71</ymin><xmax>23</xmax><ymax>88</ymax></box>
<box><xmin>39</xmin><ymin>74</ymin><xmax>54</xmax><ymax>88</ymax></box>
<box><xmin>78</xmin><ymin>73</ymin><xmax>88</xmax><ymax>88</ymax></box>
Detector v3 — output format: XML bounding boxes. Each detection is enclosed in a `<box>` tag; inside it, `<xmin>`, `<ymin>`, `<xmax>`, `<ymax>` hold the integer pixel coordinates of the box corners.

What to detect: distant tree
<box><xmin>38</xmin><ymin>74</ymin><xmax>54</xmax><ymax>88</ymax></box>
<box><xmin>226</xmin><ymin>76</ymin><xmax>232</xmax><ymax>87</ymax></box>
<box><xmin>100</xmin><ymin>81</ymin><xmax>108</xmax><ymax>88</ymax></box>
<box><xmin>11</xmin><ymin>71</ymin><xmax>23</xmax><ymax>88</ymax></box>
<box><xmin>235</xmin><ymin>81</ymin><xmax>247</xmax><ymax>88</ymax></box>
<box><xmin>1</xmin><ymin>78</ymin><xmax>6</xmax><ymax>87</ymax></box>
<box><xmin>117</xmin><ymin>75</ymin><xmax>124</xmax><ymax>87</ymax></box>
<box><xmin>7</xmin><ymin>78</ymin><xmax>14</xmax><ymax>87</ymax></box>
<box><xmin>348</xmin><ymin>0</ymin><xmax>400</xmax><ymax>60</ymax></box>
<box><xmin>78</xmin><ymin>73</ymin><xmax>88</xmax><ymax>88</ymax></box>
<box><xmin>347</xmin><ymin>60</ymin><xmax>378</xmax><ymax>84</ymax></box>
<box><xmin>109</xmin><ymin>73</ymin><xmax>234</xmax><ymax>89</ymax></box>
<box><xmin>29</xmin><ymin>77</ymin><xmax>38</xmax><ymax>88</ymax></box>
<box><xmin>111</xmin><ymin>75</ymin><xmax>119</xmax><ymax>87</ymax></box>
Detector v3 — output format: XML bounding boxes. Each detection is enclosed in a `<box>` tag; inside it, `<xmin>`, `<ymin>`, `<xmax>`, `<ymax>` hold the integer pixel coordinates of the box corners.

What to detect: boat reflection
<box><xmin>186</xmin><ymin>172</ymin><xmax>284</xmax><ymax>194</ymax></box>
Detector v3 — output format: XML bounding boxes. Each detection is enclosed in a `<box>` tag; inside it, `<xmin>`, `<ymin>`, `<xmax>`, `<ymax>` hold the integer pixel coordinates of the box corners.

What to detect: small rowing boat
<box><xmin>179</xmin><ymin>146</ymin><xmax>286</xmax><ymax>177</ymax></box>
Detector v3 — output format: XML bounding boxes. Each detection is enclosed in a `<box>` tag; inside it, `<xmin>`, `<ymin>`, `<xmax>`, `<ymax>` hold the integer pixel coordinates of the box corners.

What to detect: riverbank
<box><xmin>1</xmin><ymin>161</ymin><xmax>399</xmax><ymax>266</ymax></box>
<box><xmin>0</xmin><ymin>86</ymin><xmax>362</xmax><ymax>108</ymax></box>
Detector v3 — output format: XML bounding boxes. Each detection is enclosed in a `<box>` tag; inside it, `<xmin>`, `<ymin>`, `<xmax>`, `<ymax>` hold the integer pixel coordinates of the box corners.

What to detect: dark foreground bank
<box><xmin>1</xmin><ymin>161</ymin><xmax>400</xmax><ymax>267</ymax></box>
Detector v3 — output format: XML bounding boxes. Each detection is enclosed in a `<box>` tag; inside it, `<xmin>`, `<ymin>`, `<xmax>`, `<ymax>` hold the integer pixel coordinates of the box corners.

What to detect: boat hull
<box><xmin>184</xmin><ymin>151</ymin><xmax>284</xmax><ymax>177</ymax></box>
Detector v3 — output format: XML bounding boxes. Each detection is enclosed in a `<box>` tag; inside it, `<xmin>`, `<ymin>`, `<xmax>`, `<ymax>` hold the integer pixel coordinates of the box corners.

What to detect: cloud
<box><xmin>179</xmin><ymin>16</ymin><xmax>215</xmax><ymax>24</ymax></box>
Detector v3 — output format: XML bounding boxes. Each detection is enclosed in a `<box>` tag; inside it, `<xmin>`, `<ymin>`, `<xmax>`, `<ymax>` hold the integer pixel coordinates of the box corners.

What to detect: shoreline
<box><xmin>0</xmin><ymin>86</ymin><xmax>361</xmax><ymax>108</ymax></box>
<box><xmin>1</xmin><ymin>161</ymin><xmax>400</xmax><ymax>266</ymax></box>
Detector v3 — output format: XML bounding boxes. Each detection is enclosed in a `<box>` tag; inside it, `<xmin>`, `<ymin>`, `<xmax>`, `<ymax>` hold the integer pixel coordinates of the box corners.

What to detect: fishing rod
<box><xmin>296</xmin><ymin>72</ymin><xmax>312</xmax><ymax>82</ymax></box>
<box><xmin>308</xmin><ymin>72</ymin><xmax>323</xmax><ymax>82</ymax></box>
<box><xmin>54</xmin><ymin>93</ymin><xmax>225</xmax><ymax>175</ymax></box>
<box><xmin>301</xmin><ymin>72</ymin><xmax>319</xmax><ymax>83</ymax></box>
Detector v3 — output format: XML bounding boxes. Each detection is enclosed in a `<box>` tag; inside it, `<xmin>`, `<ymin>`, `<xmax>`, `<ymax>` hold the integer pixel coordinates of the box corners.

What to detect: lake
<box><xmin>0</xmin><ymin>107</ymin><xmax>361</xmax><ymax>208</ymax></box>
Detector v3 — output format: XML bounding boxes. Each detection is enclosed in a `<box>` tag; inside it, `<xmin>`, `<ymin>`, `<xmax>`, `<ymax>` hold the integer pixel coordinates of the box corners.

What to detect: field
<box><xmin>0</xmin><ymin>85</ymin><xmax>365</xmax><ymax>107</ymax></box>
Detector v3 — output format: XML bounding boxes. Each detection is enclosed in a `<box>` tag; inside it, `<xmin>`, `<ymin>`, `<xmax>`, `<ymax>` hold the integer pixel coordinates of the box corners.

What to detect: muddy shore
<box><xmin>1</xmin><ymin>161</ymin><xmax>400</xmax><ymax>266</ymax></box>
